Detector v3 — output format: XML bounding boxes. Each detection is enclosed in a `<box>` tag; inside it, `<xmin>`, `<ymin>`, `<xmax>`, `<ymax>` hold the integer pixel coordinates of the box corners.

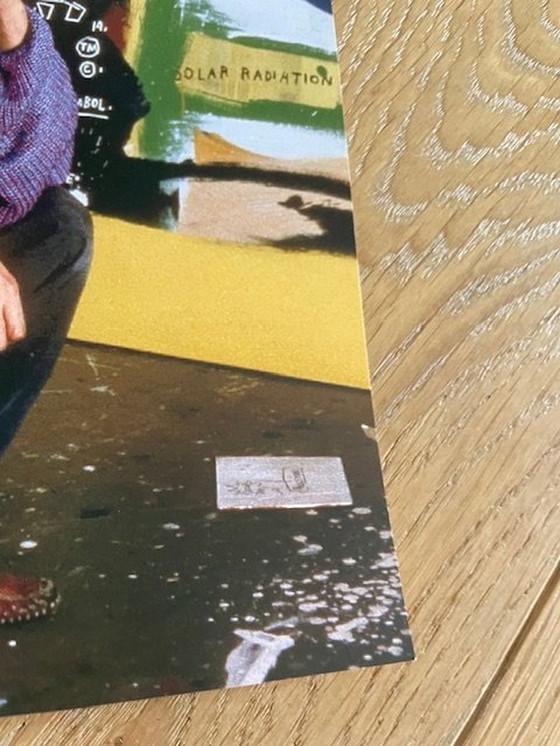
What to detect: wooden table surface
<box><xmin>2</xmin><ymin>1</ymin><xmax>559</xmax><ymax>743</ymax></box>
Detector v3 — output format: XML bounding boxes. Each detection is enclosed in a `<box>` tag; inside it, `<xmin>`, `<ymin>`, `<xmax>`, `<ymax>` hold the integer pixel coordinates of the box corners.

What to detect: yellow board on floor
<box><xmin>69</xmin><ymin>216</ymin><xmax>370</xmax><ymax>389</ymax></box>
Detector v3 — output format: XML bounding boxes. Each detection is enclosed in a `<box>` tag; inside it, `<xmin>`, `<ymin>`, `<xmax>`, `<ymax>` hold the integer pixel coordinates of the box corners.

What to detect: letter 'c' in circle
<box><xmin>79</xmin><ymin>61</ymin><xmax>98</xmax><ymax>79</ymax></box>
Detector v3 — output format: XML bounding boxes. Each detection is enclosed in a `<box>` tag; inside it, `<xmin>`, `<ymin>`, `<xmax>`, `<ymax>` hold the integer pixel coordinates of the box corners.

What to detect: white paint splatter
<box><xmin>368</xmin><ymin>604</ymin><xmax>389</xmax><ymax>619</ymax></box>
<box><xmin>90</xmin><ymin>385</ymin><xmax>116</xmax><ymax>396</ymax></box>
<box><xmin>328</xmin><ymin>618</ymin><xmax>368</xmax><ymax>643</ymax></box>
<box><xmin>265</xmin><ymin>617</ymin><xmax>299</xmax><ymax>631</ymax></box>
<box><xmin>297</xmin><ymin>544</ymin><xmax>323</xmax><ymax>556</ymax></box>
<box><xmin>225</xmin><ymin>630</ymin><xmax>294</xmax><ymax>687</ymax></box>
<box><xmin>308</xmin><ymin>616</ymin><xmax>326</xmax><ymax>625</ymax></box>
<box><xmin>298</xmin><ymin>600</ymin><xmax>327</xmax><ymax>613</ymax></box>
<box><xmin>374</xmin><ymin>555</ymin><xmax>397</xmax><ymax>569</ymax></box>
<box><xmin>19</xmin><ymin>540</ymin><xmax>37</xmax><ymax>550</ymax></box>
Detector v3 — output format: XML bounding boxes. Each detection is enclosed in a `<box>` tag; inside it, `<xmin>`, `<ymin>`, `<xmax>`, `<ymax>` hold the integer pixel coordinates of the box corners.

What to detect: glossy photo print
<box><xmin>0</xmin><ymin>0</ymin><xmax>413</xmax><ymax>716</ymax></box>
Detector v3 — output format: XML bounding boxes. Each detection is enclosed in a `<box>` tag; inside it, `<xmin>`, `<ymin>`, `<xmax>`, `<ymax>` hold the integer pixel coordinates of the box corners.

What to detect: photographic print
<box><xmin>0</xmin><ymin>0</ymin><xmax>413</xmax><ymax>716</ymax></box>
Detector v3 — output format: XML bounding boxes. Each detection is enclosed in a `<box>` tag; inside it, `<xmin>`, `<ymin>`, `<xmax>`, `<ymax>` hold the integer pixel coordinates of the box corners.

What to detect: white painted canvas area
<box><xmin>216</xmin><ymin>456</ymin><xmax>353</xmax><ymax>510</ymax></box>
<box><xmin>197</xmin><ymin>0</ymin><xmax>337</xmax><ymax>52</ymax></box>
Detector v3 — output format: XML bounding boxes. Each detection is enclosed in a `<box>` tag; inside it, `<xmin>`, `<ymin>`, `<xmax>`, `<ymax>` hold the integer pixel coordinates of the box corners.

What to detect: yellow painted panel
<box><xmin>176</xmin><ymin>34</ymin><xmax>341</xmax><ymax>110</ymax></box>
<box><xmin>121</xmin><ymin>0</ymin><xmax>147</xmax><ymax>158</ymax></box>
<box><xmin>69</xmin><ymin>216</ymin><xmax>370</xmax><ymax>389</ymax></box>
<box><xmin>123</xmin><ymin>0</ymin><xmax>147</xmax><ymax>69</ymax></box>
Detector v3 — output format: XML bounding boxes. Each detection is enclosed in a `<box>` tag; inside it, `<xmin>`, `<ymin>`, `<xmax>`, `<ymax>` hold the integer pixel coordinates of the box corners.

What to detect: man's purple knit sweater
<box><xmin>0</xmin><ymin>7</ymin><xmax>77</xmax><ymax>229</ymax></box>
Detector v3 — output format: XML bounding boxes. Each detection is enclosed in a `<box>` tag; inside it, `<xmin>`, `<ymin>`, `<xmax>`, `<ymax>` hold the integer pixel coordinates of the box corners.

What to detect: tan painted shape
<box><xmin>193</xmin><ymin>129</ymin><xmax>350</xmax><ymax>179</ymax></box>
<box><xmin>177</xmin><ymin>33</ymin><xmax>341</xmax><ymax>110</ymax></box>
<box><xmin>194</xmin><ymin>129</ymin><xmax>275</xmax><ymax>164</ymax></box>
<box><xmin>179</xmin><ymin>179</ymin><xmax>349</xmax><ymax>246</ymax></box>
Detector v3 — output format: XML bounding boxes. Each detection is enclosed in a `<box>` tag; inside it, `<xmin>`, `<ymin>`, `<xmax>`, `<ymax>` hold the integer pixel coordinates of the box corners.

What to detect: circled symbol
<box><xmin>79</xmin><ymin>61</ymin><xmax>98</xmax><ymax>79</ymax></box>
<box><xmin>76</xmin><ymin>36</ymin><xmax>101</xmax><ymax>59</ymax></box>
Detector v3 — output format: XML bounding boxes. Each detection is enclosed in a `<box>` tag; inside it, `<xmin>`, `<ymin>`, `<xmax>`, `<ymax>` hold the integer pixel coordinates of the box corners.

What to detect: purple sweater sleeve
<box><xmin>0</xmin><ymin>8</ymin><xmax>78</xmax><ymax>228</ymax></box>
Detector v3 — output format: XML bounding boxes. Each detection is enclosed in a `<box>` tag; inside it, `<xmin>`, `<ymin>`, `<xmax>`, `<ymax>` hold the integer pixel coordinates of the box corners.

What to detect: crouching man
<box><xmin>0</xmin><ymin>0</ymin><xmax>92</xmax><ymax>623</ymax></box>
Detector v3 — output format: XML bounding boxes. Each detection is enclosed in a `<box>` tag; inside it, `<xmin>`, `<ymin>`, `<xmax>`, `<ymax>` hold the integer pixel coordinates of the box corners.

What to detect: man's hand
<box><xmin>0</xmin><ymin>0</ymin><xmax>28</xmax><ymax>52</ymax></box>
<box><xmin>0</xmin><ymin>260</ymin><xmax>26</xmax><ymax>351</ymax></box>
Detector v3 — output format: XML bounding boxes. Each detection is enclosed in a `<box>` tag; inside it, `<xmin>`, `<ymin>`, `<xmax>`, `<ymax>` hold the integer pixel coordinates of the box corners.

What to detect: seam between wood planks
<box><xmin>452</xmin><ymin>562</ymin><xmax>560</xmax><ymax>746</ymax></box>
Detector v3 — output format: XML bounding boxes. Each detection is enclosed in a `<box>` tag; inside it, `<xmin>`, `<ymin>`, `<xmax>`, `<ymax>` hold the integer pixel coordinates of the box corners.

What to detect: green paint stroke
<box><xmin>135</xmin><ymin>1</ymin><xmax>344</xmax><ymax>161</ymax></box>
<box><xmin>183</xmin><ymin>93</ymin><xmax>344</xmax><ymax>132</ymax></box>
<box><xmin>134</xmin><ymin>0</ymin><xmax>193</xmax><ymax>159</ymax></box>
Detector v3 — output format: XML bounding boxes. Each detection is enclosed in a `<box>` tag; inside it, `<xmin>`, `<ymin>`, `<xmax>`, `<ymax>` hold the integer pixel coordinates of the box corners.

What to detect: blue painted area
<box><xmin>153</xmin><ymin>112</ymin><xmax>346</xmax><ymax>164</ymax></box>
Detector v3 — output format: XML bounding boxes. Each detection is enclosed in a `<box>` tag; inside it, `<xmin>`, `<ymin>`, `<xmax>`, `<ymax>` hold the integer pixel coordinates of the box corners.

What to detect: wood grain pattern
<box><xmin>1</xmin><ymin>0</ymin><xmax>559</xmax><ymax>743</ymax></box>
<box><xmin>460</xmin><ymin>567</ymin><xmax>560</xmax><ymax>746</ymax></box>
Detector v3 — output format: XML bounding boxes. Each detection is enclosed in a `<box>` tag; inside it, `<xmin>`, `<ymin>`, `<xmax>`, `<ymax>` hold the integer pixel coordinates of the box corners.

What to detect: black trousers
<box><xmin>0</xmin><ymin>188</ymin><xmax>93</xmax><ymax>458</ymax></box>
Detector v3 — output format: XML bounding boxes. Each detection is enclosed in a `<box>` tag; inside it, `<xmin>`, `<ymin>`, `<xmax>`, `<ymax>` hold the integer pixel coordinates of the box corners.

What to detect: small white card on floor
<box><xmin>216</xmin><ymin>456</ymin><xmax>353</xmax><ymax>510</ymax></box>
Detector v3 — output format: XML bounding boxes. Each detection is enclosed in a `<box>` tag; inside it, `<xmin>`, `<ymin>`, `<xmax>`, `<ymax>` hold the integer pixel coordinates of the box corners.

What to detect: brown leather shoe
<box><xmin>0</xmin><ymin>574</ymin><xmax>61</xmax><ymax>624</ymax></box>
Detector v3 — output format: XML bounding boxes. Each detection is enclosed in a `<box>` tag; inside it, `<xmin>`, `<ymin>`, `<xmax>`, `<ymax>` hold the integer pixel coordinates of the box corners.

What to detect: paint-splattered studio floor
<box><xmin>0</xmin><ymin>343</ymin><xmax>413</xmax><ymax>716</ymax></box>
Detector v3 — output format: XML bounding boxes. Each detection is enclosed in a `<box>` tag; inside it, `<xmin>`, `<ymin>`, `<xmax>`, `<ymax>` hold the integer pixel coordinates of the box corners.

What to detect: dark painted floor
<box><xmin>0</xmin><ymin>343</ymin><xmax>412</xmax><ymax>716</ymax></box>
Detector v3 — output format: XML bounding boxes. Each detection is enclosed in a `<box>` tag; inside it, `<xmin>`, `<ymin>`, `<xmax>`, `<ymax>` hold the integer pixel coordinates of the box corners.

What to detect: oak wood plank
<box><xmin>458</xmin><ymin>568</ymin><xmax>559</xmax><ymax>746</ymax></box>
<box><xmin>1</xmin><ymin>1</ymin><xmax>559</xmax><ymax>744</ymax></box>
